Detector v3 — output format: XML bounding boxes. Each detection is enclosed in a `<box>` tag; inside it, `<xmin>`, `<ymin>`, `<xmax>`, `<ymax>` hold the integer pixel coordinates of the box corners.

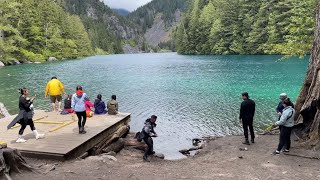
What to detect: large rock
<box><xmin>0</xmin><ymin>102</ymin><xmax>10</xmax><ymax>118</ymax></box>
<box><xmin>47</xmin><ymin>57</ymin><xmax>57</xmax><ymax>62</ymax></box>
<box><xmin>0</xmin><ymin>61</ymin><xmax>4</xmax><ymax>67</ymax></box>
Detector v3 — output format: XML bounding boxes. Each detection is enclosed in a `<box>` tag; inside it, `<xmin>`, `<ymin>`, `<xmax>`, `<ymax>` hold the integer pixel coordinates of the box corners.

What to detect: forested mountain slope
<box><xmin>176</xmin><ymin>0</ymin><xmax>317</xmax><ymax>55</ymax></box>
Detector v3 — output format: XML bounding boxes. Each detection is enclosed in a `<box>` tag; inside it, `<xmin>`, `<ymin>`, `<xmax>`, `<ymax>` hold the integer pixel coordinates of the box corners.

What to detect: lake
<box><xmin>0</xmin><ymin>53</ymin><xmax>309</xmax><ymax>159</ymax></box>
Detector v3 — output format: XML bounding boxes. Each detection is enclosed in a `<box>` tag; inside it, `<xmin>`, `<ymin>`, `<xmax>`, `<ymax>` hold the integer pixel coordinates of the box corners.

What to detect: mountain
<box><xmin>62</xmin><ymin>0</ymin><xmax>142</xmax><ymax>54</ymax></box>
<box><xmin>112</xmin><ymin>8</ymin><xmax>130</xmax><ymax>16</ymax></box>
<box><xmin>128</xmin><ymin>0</ymin><xmax>191</xmax><ymax>50</ymax></box>
<box><xmin>175</xmin><ymin>0</ymin><xmax>316</xmax><ymax>55</ymax></box>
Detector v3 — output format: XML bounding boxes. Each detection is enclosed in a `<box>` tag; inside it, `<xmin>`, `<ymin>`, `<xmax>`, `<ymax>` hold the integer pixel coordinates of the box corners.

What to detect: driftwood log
<box><xmin>102</xmin><ymin>138</ymin><xmax>125</xmax><ymax>153</ymax></box>
<box><xmin>0</xmin><ymin>148</ymin><xmax>36</xmax><ymax>180</ymax></box>
<box><xmin>124</xmin><ymin>139</ymin><xmax>147</xmax><ymax>151</ymax></box>
<box><xmin>91</xmin><ymin>125</ymin><xmax>130</xmax><ymax>155</ymax></box>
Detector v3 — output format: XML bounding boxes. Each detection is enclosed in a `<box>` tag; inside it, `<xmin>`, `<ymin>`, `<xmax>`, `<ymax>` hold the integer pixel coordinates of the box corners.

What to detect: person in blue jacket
<box><xmin>94</xmin><ymin>94</ymin><xmax>107</xmax><ymax>114</ymax></box>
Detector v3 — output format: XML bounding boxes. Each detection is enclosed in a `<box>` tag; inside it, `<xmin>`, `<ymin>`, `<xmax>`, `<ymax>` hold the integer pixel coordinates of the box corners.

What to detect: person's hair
<box><xmin>67</xmin><ymin>94</ymin><xmax>72</xmax><ymax>99</ymax></box>
<box><xmin>76</xmin><ymin>85</ymin><xmax>82</xmax><ymax>90</ymax></box>
<box><xmin>51</xmin><ymin>76</ymin><xmax>57</xmax><ymax>80</ymax></box>
<box><xmin>111</xmin><ymin>95</ymin><xmax>116</xmax><ymax>100</ymax></box>
<box><xmin>151</xmin><ymin>115</ymin><xmax>157</xmax><ymax>119</ymax></box>
<box><xmin>242</xmin><ymin>92</ymin><xmax>249</xmax><ymax>98</ymax></box>
<box><xmin>97</xmin><ymin>94</ymin><xmax>102</xmax><ymax>100</ymax></box>
<box><xmin>19</xmin><ymin>88</ymin><xmax>28</xmax><ymax>95</ymax></box>
<box><xmin>283</xmin><ymin>98</ymin><xmax>292</xmax><ymax>106</ymax></box>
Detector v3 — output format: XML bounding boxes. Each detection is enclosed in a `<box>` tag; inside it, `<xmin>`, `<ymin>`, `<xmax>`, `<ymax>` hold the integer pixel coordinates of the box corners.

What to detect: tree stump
<box><xmin>0</xmin><ymin>148</ymin><xmax>36</xmax><ymax>180</ymax></box>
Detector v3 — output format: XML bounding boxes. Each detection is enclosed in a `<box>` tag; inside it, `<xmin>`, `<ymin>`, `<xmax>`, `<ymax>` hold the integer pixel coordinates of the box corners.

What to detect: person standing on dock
<box><xmin>239</xmin><ymin>92</ymin><xmax>256</xmax><ymax>145</ymax></box>
<box><xmin>7</xmin><ymin>88</ymin><xmax>45</xmax><ymax>143</ymax></box>
<box><xmin>72</xmin><ymin>86</ymin><xmax>88</xmax><ymax>134</ymax></box>
<box><xmin>45</xmin><ymin>76</ymin><xmax>65</xmax><ymax>112</ymax></box>
<box><xmin>139</xmin><ymin>115</ymin><xmax>158</xmax><ymax>162</ymax></box>
<box><xmin>107</xmin><ymin>95</ymin><xmax>118</xmax><ymax>115</ymax></box>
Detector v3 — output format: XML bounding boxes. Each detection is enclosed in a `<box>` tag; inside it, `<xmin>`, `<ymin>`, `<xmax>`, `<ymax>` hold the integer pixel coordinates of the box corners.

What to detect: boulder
<box><xmin>47</xmin><ymin>57</ymin><xmax>57</xmax><ymax>62</ymax></box>
<box><xmin>0</xmin><ymin>102</ymin><xmax>10</xmax><ymax>118</ymax></box>
<box><xmin>0</xmin><ymin>61</ymin><xmax>4</xmax><ymax>67</ymax></box>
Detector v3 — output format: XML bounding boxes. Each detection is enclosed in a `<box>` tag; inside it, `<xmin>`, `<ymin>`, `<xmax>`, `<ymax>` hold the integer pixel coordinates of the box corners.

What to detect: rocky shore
<box><xmin>0</xmin><ymin>57</ymin><xmax>58</xmax><ymax>67</ymax></box>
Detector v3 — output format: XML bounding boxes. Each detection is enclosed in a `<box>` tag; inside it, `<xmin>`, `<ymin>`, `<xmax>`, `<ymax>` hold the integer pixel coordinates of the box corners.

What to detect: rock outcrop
<box><xmin>0</xmin><ymin>61</ymin><xmax>4</xmax><ymax>67</ymax></box>
<box><xmin>47</xmin><ymin>57</ymin><xmax>57</xmax><ymax>62</ymax></box>
<box><xmin>0</xmin><ymin>102</ymin><xmax>10</xmax><ymax>119</ymax></box>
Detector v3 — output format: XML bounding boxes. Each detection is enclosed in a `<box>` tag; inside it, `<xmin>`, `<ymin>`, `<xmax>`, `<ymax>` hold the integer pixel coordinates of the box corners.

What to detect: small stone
<box><xmin>47</xmin><ymin>57</ymin><xmax>57</xmax><ymax>61</ymax></box>
<box><xmin>238</xmin><ymin>156</ymin><xmax>243</xmax><ymax>159</ymax></box>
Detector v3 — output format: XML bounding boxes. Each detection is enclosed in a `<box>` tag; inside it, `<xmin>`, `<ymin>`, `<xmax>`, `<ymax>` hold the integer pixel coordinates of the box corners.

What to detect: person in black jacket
<box><xmin>138</xmin><ymin>115</ymin><xmax>158</xmax><ymax>162</ymax></box>
<box><xmin>7</xmin><ymin>88</ymin><xmax>45</xmax><ymax>143</ymax></box>
<box><xmin>239</xmin><ymin>92</ymin><xmax>256</xmax><ymax>145</ymax></box>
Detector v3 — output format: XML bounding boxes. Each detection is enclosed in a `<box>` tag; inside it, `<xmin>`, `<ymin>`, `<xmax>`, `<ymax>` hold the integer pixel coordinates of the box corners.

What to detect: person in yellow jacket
<box><xmin>45</xmin><ymin>77</ymin><xmax>65</xmax><ymax>112</ymax></box>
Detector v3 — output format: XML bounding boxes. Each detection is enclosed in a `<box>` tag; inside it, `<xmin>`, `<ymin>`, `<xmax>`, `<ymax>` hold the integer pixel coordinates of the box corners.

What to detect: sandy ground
<box><xmin>11</xmin><ymin>135</ymin><xmax>320</xmax><ymax>180</ymax></box>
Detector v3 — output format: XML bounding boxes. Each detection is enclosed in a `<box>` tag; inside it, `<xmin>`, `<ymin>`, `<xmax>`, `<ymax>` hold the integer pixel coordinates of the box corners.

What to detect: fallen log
<box><xmin>93</xmin><ymin>125</ymin><xmax>130</xmax><ymax>155</ymax></box>
<box><xmin>102</xmin><ymin>138</ymin><xmax>125</xmax><ymax>153</ymax></box>
<box><xmin>124</xmin><ymin>139</ymin><xmax>147</xmax><ymax>151</ymax></box>
<box><xmin>179</xmin><ymin>146</ymin><xmax>203</xmax><ymax>155</ymax></box>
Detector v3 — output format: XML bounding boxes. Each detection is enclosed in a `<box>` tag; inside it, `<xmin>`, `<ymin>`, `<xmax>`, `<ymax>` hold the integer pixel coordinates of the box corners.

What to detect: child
<box><xmin>63</xmin><ymin>94</ymin><xmax>74</xmax><ymax>114</ymax></box>
<box><xmin>84</xmin><ymin>97</ymin><xmax>94</xmax><ymax>117</ymax></box>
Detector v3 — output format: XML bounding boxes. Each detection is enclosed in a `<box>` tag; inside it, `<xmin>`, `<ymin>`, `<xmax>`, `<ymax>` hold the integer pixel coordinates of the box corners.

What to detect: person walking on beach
<box><xmin>272</xmin><ymin>98</ymin><xmax>295</xmax><ymax>155</ymax></box>
<box><xmin>45</xmin><ymin>76</ymin><xmax>65</xmax><ymax>112</ymax></box>
<box><xmin>107</xmin><ymin>95</ymin><xmax>118</xmax><ymax>115</ymax></box>
<box><xmin>276</xmin><ymin>93</ymin><xmax>294</xmax><ymax>120</ymax></box>
<box><xmin>138</xmin><ymin>115</ymin><xmax>158</xmax><ymax>162</ymax></box>
<box><xmin>7</xmin><ymin>88</ymin><xmax>45</xmax><ymax>143</ymax></box>
<box><xmin>72</xmin><ymin>86</ymin><xmax>88</xmax><ymax>134</ymax></box>
<box><xmin>239</xmin><ymin>92</ymin><xmax>256</xmax><ymax>145</ymax></box>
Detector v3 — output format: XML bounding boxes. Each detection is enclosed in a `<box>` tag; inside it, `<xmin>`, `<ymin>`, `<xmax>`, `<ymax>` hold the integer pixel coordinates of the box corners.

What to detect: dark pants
<box><xmin>76</xmin><ymin>111</ymin><xmax>87</xmax><ymax>128</ymax></box>
<box><xmin>277</xmin><ymin>126</ymin><xmax>292</xmax><ymax>151</ymax></box>
<box><xmin>143</xmin><ymin>136</ymin><xmax>154</xmax><ymax>157</ymax></box>
<box><xmin>19</xmin><ymin>119</ymin><xmax>35</xmax><ymax>135</ymax></box>
<box><xmin>243</xmin><ymin>120</ymin><xmax>255</xmax><ymax>141</ymax></box>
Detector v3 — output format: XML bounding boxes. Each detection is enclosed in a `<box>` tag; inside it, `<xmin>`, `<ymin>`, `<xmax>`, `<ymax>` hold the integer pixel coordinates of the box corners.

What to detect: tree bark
<box><xmin>295</xmin><ymin>3</ymin><xmax>320</xmax><ymax>145</ymax></box>
<box><xmin>102</xmin><ymin>138</ymin><xmax>125</xmax><ymax>153</ymax></box>
<box><xmin>124</xmin><ymin>139</ymin><xmax>147</xmax><ymax>151</ymax></box>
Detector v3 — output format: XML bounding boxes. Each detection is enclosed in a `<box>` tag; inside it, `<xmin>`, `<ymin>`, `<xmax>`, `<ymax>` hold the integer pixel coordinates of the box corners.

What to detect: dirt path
<box><xmin>12</xmin><ymin>135</ymin><xmax>320</xmax><ymax>180</ymax></box>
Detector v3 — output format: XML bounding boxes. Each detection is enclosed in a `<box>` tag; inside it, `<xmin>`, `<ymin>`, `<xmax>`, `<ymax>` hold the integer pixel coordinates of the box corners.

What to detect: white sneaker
<box><xmin>16</xmin><ymin>138</ymin><xmax>27</xmax><ymax>143</ymax></box>
<box><xmin>36</xmin><ymin>134</ymin><xmax>45</xmax><ymax>140</ymax></box>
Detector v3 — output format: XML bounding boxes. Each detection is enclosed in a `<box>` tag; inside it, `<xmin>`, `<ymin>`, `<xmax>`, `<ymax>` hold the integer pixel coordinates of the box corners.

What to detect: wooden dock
<box><xmin>0</xmin><ymin>110</ymin><xmax>130</xmax><ymax>160</ymax></box>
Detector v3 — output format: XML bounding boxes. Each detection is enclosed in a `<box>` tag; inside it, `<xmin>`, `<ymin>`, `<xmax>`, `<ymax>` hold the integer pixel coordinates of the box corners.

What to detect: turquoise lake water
<box><xmin>0</xmin><ymin>53</ymin><xmax>309</xmax><ymax>159</ymax></box>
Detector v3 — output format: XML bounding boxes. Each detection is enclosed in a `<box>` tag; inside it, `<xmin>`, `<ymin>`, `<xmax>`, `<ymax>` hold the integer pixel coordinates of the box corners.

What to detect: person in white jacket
<box><xmin>272</xmin><ymin>98</ymin><xmax>295</xmax><ymax>155</ymax></box>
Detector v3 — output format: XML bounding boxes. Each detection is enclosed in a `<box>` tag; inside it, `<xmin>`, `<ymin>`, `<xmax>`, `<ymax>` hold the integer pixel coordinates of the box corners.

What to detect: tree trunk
<box><xmin>124</xmin><ymin>139</ymin><xmax>147</xmax><ymax>151</ymax></box>
<box><xmin>295</xmin><ymin>3</ymin><xmax>320</xmax><ymax>145</ymax></box>
<box><xmin>102</xmin><ymin>138</ymin><xmax>125</xmax><ymax>153</ymax></box>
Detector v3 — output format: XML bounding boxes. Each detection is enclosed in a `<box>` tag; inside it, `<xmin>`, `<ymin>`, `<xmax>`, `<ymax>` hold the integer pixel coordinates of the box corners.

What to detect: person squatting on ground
<box><xmin>72</xmin><ymin>86</ymin><xmax>88</xmax><ymax>134</ymax></box>
<box><xmin>107</xmin><ymin>95</ymin><xmax>118</xmax><ymax>115</ymax></box>
<box><xmin>45</xmin><ymin>76</ymin><xmax>65</xmax><ymax>112</ymax></box>
<box><xmin>137</xmin><ymin>115</ymin><xmax>158</xmax><ymax>162</ymax></box>
<box><xmin>7</xmin><ymin>88</ymin><xmax>45</xmax><ymax>143</ymax></box>
<box><xmin>272</xmin><ymin>98</ymin><xmax>295</xmax><ymax>155</ymax></box>
<box><xmin>239</xmin><ymin>92</ymin><xmax>256</xmax><ymax>145</ymax></box>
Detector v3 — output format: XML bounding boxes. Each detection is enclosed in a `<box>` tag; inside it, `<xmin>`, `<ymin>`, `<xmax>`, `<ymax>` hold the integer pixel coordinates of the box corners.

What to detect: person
<box><xmin>71</xmin><ymin>86</ymin><xmax>88</xmax><ymax>134</ymax></box>
<box><xmin>63</xmin><ymin>94</ymin><xmax>74</xmax><ymax>113</ymax></box>
<box><xmin>45</xmin><ymin>76</ymin><xmax>65</xmax><ymax>112</ymax></box>
<box><xmin>272</xmin><ymin>98</ymin><xmax>295</xmax><ymax>155</ymax></box>
<box><xmin>84</xmin><ymin>97</ymin><xmax>94</xmax><ymax>117</ymax></box>
<box><xmin>7</xmin><ymin>88</ymin><xmax>45</xmax><ymax>143</ymax></box>
<box><xmin>94</xmin><ymin>94</ymin><xmax>107</xmax><ymax>114</ymax></box>
<box><xmin>276</xmin><ymin>93</ymin><xmax>294</xmax><ymax>119</ymax></box>
<box><xmin>239</xmin><ymin>92</ymin><xmax>256</xmax><ymax>145</ymax></box>
<box><xmin>138</xmin><ymin>115</ymin><xmax>158</xmax><ymax>162</ymax></box>
<box><xmin>107</xmin><ymin>95</ymin><xmax>118</xmax><ymax>115</ymax></box>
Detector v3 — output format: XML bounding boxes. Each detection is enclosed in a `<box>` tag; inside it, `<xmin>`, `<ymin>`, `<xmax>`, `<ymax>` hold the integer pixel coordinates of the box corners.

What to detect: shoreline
<box><xmin>11</xmin><ymin>134</ymin><xmax>320</xmax><ymax>179</ymax></box>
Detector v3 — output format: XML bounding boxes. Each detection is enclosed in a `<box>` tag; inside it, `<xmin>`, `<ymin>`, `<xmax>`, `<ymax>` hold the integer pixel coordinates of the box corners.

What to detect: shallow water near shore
<box><xmin>0</xmin><ymin>53</ymin><xmax>308</xmax><ymax>159</ymax></box>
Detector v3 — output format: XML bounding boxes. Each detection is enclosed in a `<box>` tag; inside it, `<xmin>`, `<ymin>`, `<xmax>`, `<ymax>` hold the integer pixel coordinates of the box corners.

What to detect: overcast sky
<box><xmin>104</xmin><ymin>0</ymin><xmax>152</xmax><ymax>12</ymax></box>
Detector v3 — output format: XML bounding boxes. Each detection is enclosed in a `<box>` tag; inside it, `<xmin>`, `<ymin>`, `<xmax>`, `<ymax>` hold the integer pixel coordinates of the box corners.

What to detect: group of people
<box><xmin>239</xmin><ymin>92</ymin><xmax>295</xmax><ymax>155</ymax></box>
<box><xmin>8</xmin><ymin>77</ymin><xmax>119</xmax><ymax>142</ymax></box>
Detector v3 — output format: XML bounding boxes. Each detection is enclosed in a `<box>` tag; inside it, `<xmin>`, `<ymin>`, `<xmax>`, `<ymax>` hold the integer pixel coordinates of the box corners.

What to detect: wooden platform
<box><xmin>0</xmin><ymin>110</ymin><xmax>130</xmax><ymax>160</ymax></box>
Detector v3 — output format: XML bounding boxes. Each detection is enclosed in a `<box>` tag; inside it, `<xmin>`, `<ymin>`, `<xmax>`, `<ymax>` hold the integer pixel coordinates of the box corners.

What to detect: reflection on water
<box><xmin>0</xmin><ymin>53</ymin><xmax>308</xmax><ymax>159</ymax></box>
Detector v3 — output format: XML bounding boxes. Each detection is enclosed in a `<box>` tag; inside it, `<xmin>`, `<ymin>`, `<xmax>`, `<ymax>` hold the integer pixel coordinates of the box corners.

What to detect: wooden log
<box><xmin>179</xmin><ymin>146</ymin><xmax>203</xmax><ymax>154</ymax></box>
<box><xmin>102</xmin><ymin>138</ymin><xmax>125</xmax><ymax>153</ymax></box>
<box><xmin>94</xmin><ymin>125</ymin><xmax>130</xmax><ymax>155</ymax></box>
<box><xmin>124</xmin><ymin>139</ymin><xmax>147</xmax><ymax>151</ymax></box>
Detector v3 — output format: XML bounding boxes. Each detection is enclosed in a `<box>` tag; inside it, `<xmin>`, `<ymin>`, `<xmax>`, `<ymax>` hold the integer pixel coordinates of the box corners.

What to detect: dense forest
<box><xmin>0</xmin><ymin>0</ymin><xmax>93</xmax><ymax>63</ymax></box>
<box><xmin>175</xmin><ymin>0</ymin><xmax>317</xmax><ymax>55</ymax></box>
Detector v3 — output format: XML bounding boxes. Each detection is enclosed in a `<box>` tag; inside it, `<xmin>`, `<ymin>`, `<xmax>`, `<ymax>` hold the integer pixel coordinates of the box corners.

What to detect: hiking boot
<box><xmin>81</xmin><ymin>128</ymin><xmax>87</xmax><ymax>134</ymax></box>
<box><xmin>242</xmin><ymin>140</ymin><xmax>250</xmax><ymax>145</ymax></box>
<box><xmin>251</xmin><ymin>139</ymin><xmax>255</xmax><ymax>144</ymax></box>
<box><xmin>272</xmin><ymin>151</ymin><xmax>280</xmax><ymax>155</ymax></box>
<box><xmin>16</xmin><ymin>138</ymin><xmax>27</xmax><ymax>143</ymax></box>
<box><xmin>143</xmin><ymin>155</ymin><xmax>150</xmax><ymax>162</ymax></box>
<box><xmin>79</xmin><ymin>127</ymin><xmax>83</xmax><ymax>134</ymax></box>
